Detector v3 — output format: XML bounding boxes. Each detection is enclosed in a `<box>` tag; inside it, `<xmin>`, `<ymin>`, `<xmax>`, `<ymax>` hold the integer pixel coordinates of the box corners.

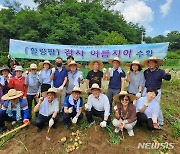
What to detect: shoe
<box><xmin>88</xmin><ymin>120</ymin><xmax>95</xmax><ymax>128</ymax></box>
<box><xmin>127</xmin><ymin>129</ymin><xmax>134</xmax><ymax>136</ymax></box>
<box><xmin>114</xmin><ymin>128</ymin><xmax>120</xmax><ymax>133</ymax></box>
<box><xmin>0</xmin><ymin>126</ymin><xmax>7</xmax><ymax>133</ymax></box>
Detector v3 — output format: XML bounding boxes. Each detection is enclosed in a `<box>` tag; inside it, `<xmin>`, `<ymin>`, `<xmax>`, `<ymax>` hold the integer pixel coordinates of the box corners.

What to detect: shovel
<box><xmin>46</xmin><ymin>127</ymin><xmax>51</xmax><ymax>141</ymax></box>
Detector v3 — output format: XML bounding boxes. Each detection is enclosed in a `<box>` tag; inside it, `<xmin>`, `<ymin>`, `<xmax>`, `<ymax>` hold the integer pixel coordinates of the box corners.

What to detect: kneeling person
<box><xmin>0</xmin><ymin>89</ymin><xmax>30</xmax><ymax>133</ymax></box>
<box><xmin>85</xmin><ymin>83</ymin><xmax>110</xmax><ymax>128</ymax></box>
<box><xmin>63</xmin><ymin>87</ymin><xmax>84</xmax><ymax>129</ymax></box>
<box><xmin>34</xmin><ymin>88</ymin><xmax>60</xmax><ymax>132</ymax></box>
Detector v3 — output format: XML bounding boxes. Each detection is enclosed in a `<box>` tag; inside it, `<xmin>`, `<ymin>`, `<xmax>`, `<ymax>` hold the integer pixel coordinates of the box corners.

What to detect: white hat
<box><xmin>15</xmin><ymin>66</ymin><xmax>23</xmax><ymax>72</ymax></box>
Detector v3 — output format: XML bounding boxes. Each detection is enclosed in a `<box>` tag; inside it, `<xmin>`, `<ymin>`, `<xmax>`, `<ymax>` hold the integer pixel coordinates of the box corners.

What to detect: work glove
<box><xmin>23</xmin><ymin>119</ymin><xmax>30</xmax><ymax>125</ymax></box>
<box><xmin>136</xmin><ymin>92</ymin><xmax>141</xmax><ymax>98</ymax></box>
<box><xmin>68</xmin><ymin>107</ymin><xmax>73</xmax><ymax>113</ymax></box>
<box><xmin>85</xmin><ymin>103</ymin><xmax>89</xmax><ymax>111</ymax></box>
<box><xmin>51</xmin><ymin>67</ymin><xmax>55</xmax><ymax>74</ymax></box>
<box><xmin>49</xmin><ymin>118</ymin><xmax>54</xmax><ymax>128</ymax></box>
<box><xmin>100</xmin><ymin>121</ymin><xmax>107</xmax><ymax>128</ymax></box>
<box><xmin>102</xmin><ymin>68</ymin><xmax>107</xmax><ymax>73</ymax></box>
<box><xmin>72</xmin><ymin>116</ymin><xmax>78</xmax><ymax>124</ymax></box>
<box><xmin>119</xmin><ymin>121</ymin><xmax>125</xmax><ymax>131</ymax></box>
<box><xmin>79</xmin><ymin>74</ymin><xmax>83</xmax><ymax>80</ymax></box>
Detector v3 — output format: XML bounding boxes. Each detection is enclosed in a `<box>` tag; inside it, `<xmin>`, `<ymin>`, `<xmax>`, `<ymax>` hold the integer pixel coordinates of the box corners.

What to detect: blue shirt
<box><xmin>39</xmin><ymin>69</ymin><xmax>52</xmax><ymax>85</ymax></box>
<box><xmin>0</xmin><ymin>98</ymin><xmax>29</xmax><ymax>120</ymax></box>
<box><xmin>136</xmin><ymin>97</ymin><xmax>160</xmax><ymax>119</ymax></box>
<box><xmin>109</xmin><ymin>69</ymin><xmax>126</xmax><ymax>89</ymax></box>
<box><xmin>144</xmin><ymin>68</ymin><xmax>171</xmax><ymax>89</ymax></box>
<box><xmin>53</xmin><ymin>67</ymin><xmax>68</xmax><ymax>88</ymax></box>
<box><xmin>63</xmin><ymin>95</ymin><xmax>83</xmax><ymax>113</ymax></box>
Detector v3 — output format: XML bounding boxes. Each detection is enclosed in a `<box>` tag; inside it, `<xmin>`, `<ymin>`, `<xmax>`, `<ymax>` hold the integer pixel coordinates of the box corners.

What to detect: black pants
<box><xmin>41</xmin><ymin>84</ymin><xmax>51</xmax><ymax>93</ymax></box>
<box><xmin>0</xmin><ymin>114</ymin><xmax>15</xmax><ymax>127</ymax></box>
<box><xmin>136</xmin><ymin>112</ymin><xmax>154</xmax><ymax>130</ymax></box>
<box><xmin>63</xmin><ymin>111</ymin><xmax>83</xmax><ymax>125</ymax></box>
<box><xmin>33</xmin><ymin>114</ymin><xmax>59</xmax><ymax>129</ymax></box>
<box><xmin>86</xmin><ymin>107</ymin><xmax>110</xmax><ymax>124</ymax></box>
<box><xmin>27</xmin><ymin>95</ymin><xmax>38</xmax><ymax>119</ymax></box>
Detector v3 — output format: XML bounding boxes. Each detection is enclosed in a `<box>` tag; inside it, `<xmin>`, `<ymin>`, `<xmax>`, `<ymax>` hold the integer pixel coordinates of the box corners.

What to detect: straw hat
<box><xmin>113</xmin><ymin>91</ymin><xmax>136</xmax><ymax>102</ymax></box>
<box><xmin>26</xmin><ymin>64</ymin><xmax>38</xmax><ymax>71</ymax></box>
<box><xmin>127</xmin><ymin>60</ymin><xmax>144</xmax><ymax>68</ymax></box>
<box><xmin>72</xmin><ymin>86</ymin><xmax>84</xmax><ymax>94</ymax></box>
<box><xmin>42</xmin><ymin>88</ymin><xmax>61</xmax><ymax>98</ymax></box>
<box><xmin>141</xmin><ymin>57</ymin><xmax>164</xmax><ymax>66</ymax></box>
<box><xmin>88</xmin><ymin>60</ymin><xmax>104</xmax><ymax>70</ymax></box>
<box><xmin>108</xmin><ymin>57</ymin><xmax>123</xmax><ymax>65</ymax></box>
<box><xmin>1</xmin><ymin>89</ymin><xmax>23</xmax><ymax>100</ymax></box>
<box><xmin>86</xmin><ymin>83</ymin><xmax>103</xmax><ymax>93</ymax></box>
<box><xmin>66</xmin><ymin>61</ymin><xmax>81</xmax><ymax>70</ymax></box>
<box><xmin>15</xmin><ymin>66</ymin><xmax>23</xmax><ymax>72</ymax></box>
<box><xmin>39</xmin><ymin>60</ymin><xmax>53</xmax><ymax>69</ymax></box>
<box><xmin>0</xmin><ymin>65</ymin><xmax>10</xmax><ymax>74</ymax></box>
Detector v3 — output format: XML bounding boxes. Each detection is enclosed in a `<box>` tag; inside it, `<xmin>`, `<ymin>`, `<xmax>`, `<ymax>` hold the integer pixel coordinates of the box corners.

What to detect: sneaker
<box><xmin>12</xmin><ymin>121</ymin><xmax>16</xmax><ymax>125</ymax></box>
<box><xmin>127</xmin><ymin>129</ymin><xmax>134</xmax><ymax>136</ymax></box>
<box><xmin>88</xmin><ymin>120</ymin><xmax>95</xmax><ymax>128</ymax></box>
<box><xmin>114</xmin><ymin>128</ymin><xmax>120</xmax><ymax>133</ymax></box>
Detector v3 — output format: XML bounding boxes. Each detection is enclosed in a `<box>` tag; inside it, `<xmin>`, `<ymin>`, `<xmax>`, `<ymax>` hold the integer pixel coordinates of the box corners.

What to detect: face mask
<box><xmin>56</xmin><ymin>62</ymin><xmax>62</xmax><ymax>67</ymax></box>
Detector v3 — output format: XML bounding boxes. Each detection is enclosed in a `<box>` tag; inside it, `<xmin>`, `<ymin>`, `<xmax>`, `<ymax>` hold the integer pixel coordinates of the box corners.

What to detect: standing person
<box><xmin>0</xmin><ymin>89</ymin><xmax>30</xmax><ymax>133</ymax></box>
<box><xmin>62</xmin><ymin>87</ymin><xmax>84</xmax><ymax>129</ymax></box>
<box><xmin>39</xmin><ymin>60</ymin><xmax>53</xmax><ymax>93</ymax></box>
<box><xmin>8</xmin><ymin>66</ymin><xmax>27</xmax><ymax>99</ymax></box>
<box><xmin>126</xmin><ymin>60</ymin><xmax>145</xmax><ymax>99</ymax></box>
<box><xmin>33</xmin><ymin>88</ymin><xmax>60</xmax><ymax>132</ymax></box>
<box><xmin>67</xmin><ymin>56</ymin><xmax>74</xmax><ymax>65</ymax></box>
<box><xmin>25</xmin><ymin>64</ymin><xmax>41</xmax><ymax>120</ymax></box>
<box><xmin>141</xmin><ymin>57</ymin><xmax>171</xmax><ymax>126</ymax></box>
<box><xmin>50</xmin><ymin>57</ymin><xmax>68</xmax><ymax>111</ymax></box>
<box><xmin>86</xmin><ymin>60</ymin><xmax>104</xmax><ymax>89</ymax></box>
<box><xmin>7</xmin><ymin>55</ymin><xmax>20</xmax><ymax>77</ymax></box>
<box><xmin>66</xmin><ymin>61</ymin><xmax>83</xmax><ymax>94</ymax></box>
<box><xmin>136</xmin><ymin>88</ymin><xmax>161</xmax><ymax>131</ymax></box>
<box><xmin>112</xmin><ymin>91</ymin><xmax>137</xmax><ymax>136</ymax></box>
<box><xmin>107</xmin><ymin>57</ymin><xmax>126</xmax><ymax>113</ymax></box>
<box><xmin>85</xmin><ymin>83</ymin><xmax>110</xmax><ymax>128</ymax></box>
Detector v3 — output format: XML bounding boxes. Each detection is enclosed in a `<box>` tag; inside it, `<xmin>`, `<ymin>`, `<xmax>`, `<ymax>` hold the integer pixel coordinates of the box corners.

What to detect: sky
<box><xmin>0</xmin><ymin>0</ymin><xmax>179</xmax><ymax>37</ymax></box>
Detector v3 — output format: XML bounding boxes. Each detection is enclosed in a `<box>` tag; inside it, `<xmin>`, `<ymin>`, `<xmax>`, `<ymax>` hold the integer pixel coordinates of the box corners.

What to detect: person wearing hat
<box><xmin>85</xmin><ymin>83</ymin><xmax>110</xmax><ymax>128</ymax></box>
<box><xmin>67</xmin><ymin>56</ymin><xmax>74</xmax><ymax>65</ymax></box>
<box><xmin>7</xmin><ymin>55</ymin><xmax>20</xmax><ymax>77</ymax></box>
<box><xmin>33</xmin><ymin>88</ymin><xmax>60</xmax><ymax>132</ymax></box>
<box><xmin>107</xmin><ymin>57</ymin><xmax>126</xmax><ymax>113</ymax></box>
<box><xmin>39</xmin><ymin>60</ymin><xmax>53</xmax><ymax>93</ymax></box>
<box><xmin>126</xmin><ymin>60</ymin><xmax>145</xmax><ymax>98</ymax></box>
<box><xmin>136</xmin><ymin>88</ymin><xmax>161</xmax><ymax>131</ymax></box>
<box><xmin>25</xmin><ymin>63</ymin><xmax>41</xmax><ymax>120</ymax></box>
<box><xmin>86</xmin><ymin>60</ymin><xmax>104</xmax><ymax>90</ymax></box>
<box><xmin>0</xmin><ymin>66</ymin><xmax>11</xmax><ymax>96</ymax></box>
<box><xmin>141</xmin><ymin>57</ymin><xmax>171</xmax><ymax>126</ymax></box>
<box><xmin>8</xmin><ymin>66</ymin><xmax>27</xmax><ymax>99</ymax></box>
<box><xmin>112</xmin><ymin>91</ymin><xmax>137</xmax><ymax>136</ymax></box>
<box><xmin>0</xmin><ymin>89</ymin><xmax>30</xmax><ymax>133</ymax></box>
<box><xmin>62</xmin><ymin>86</ymin><xmax>84</xmax><ymax>129</ymax></box>
<box><xmin>66</xmin><ymin>61</ymin><xmax>84</xmax><ymax>94</ymax></box>
<box><xmin>50</xmin><ymin>57</ymin><xmax>68</xmax><ymax>111</ymax></box>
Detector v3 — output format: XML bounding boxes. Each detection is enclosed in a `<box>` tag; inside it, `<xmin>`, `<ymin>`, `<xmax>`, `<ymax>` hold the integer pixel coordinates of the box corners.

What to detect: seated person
<box><xmin>62</xmin><ymin>86</ymin><xmax>84</xmax><ymax>129</ymax></box>
<box><xmin>85</xmin><ymin>83</ymin><xmax>110</xmax><ymax>128</ymax></box>
<box><xmin>136</xmin><ymin>88</ymin><xmax>161</xmax><ymax>131</ymax></box>
<box><xmin>0</xmin><ymin>89</ymin><xmax>29</xmax><ymax>133</ymax></box>
<box><xmin>33</xmin><ymin>88</ymin><xmax>60</xmax><ymax>132</ymax></box>
<box><xmin>112</xmin><ymin>91</ymin><xmax>137</xmax><ymax>136</ymax></box>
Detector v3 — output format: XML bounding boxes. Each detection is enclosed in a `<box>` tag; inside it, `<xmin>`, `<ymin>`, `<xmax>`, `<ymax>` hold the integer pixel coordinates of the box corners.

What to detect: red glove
<box><xmin>23</xmin><ymin>119</ymin><xmax>30</xmax><ymax>125</ymax></box>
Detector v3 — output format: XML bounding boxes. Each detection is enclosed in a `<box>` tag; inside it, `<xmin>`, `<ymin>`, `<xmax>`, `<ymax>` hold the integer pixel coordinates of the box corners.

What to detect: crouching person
<box><xmin>63</xmin><ymin>87</ymin><xmax>84</xmax><ymax>129</ymax></box>
<box><xmin>0</xmin><ymin>89</ymin><xmax>30</xmax><ymax>133</ymax></box>
<box><xmin>112</xmin><ymin>91</ymin><xmax>137</xmax><ymax>136</ymax></box>
<box><xmin>33</xmin><ymin>88</ymin><xmax>60</xmax><ymax>132</ymax></box>
<box><xmin>136</xmin><ymin>88</ymin><xmax>161</xmax><ymax>131</ymax></box>
<box><xmin>85</xmin><ymin>83</ymin><xmax>110</xmax><ymax>128</ymax></box>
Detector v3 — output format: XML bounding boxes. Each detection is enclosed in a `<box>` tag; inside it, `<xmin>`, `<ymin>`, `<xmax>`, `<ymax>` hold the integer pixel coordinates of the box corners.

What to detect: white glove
<box><xmin>72</xmin><ymin>116</ymin><xmax>78</xmax><ymax>124</ymax></box>
<box><xmin>51</xmin><ymin>67</ymin><xmax>55</xmax><ymax>74</ymax></box>
<box><xmin>68</xmin><ymin>107</ymin><xmax>73</xmax><ymax>113</ymax></box>
<box><xmin>58</xmin><ymin>85</ymin><xmax>64</xmax><ymax>91</ymax></box>
<box><xmin>79</xmin><ymin>74</ymin><xmax>83</xmax><ymax>80</ymax></box>
<box><xmin>102</xmin><ymin>68</ymin><xmax>107</xmax><ymax>73</ymax></box>
<box><xmin>49</xmin><ymin>118</ymin><xmax>54</xmax><ymax>127</ymax></box>
<box><xmin>85</xmin><ymin>103</ymin><xmax>89</xmax><ymax>111</ymax></box>
<box><xmin>100</xmin><ymin>121</ymin><xmax>107</xmax><ymax>128</ymax></box>
<box><xmin>108</xmin><ymin>68</ymin><xmax>112</xmax><ymax>73</ymax></box>
<box><xmin>136</xmin><ymin>92</ymin><xmax>141</xmax><ymax>98</ymax></box>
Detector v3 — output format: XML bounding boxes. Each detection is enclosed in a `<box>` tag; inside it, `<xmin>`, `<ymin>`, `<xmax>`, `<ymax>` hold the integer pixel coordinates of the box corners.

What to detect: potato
<box><xmin>60</xmin><ymin>137</ymin><xmax>67</xmax><ymax>143</ymax></box>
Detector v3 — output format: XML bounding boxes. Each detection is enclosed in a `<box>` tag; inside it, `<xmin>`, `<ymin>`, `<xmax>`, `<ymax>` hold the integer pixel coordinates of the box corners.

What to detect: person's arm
<box><xmin>52</xmin><ymin>111</ymin><xmax>58</xmax><ymax>119</ymax></box>
<box><xmin>61</xmin><ymin>77</ymin><xmax>67</xmax><ymax>87</ymax></box>
<box><xmin>114</xmin><ymin>109</ymin><xmax>120</xmax><ymax>119</ymax></box>
<box><xmin>24</xmin><ymin>75</ymin><xmax>29</xmax><ymax>85</ymax></box>
<box><xmin>163</xmin><ymin>69</ymin><xmax>171</xmax><ymax>81</ymax></box>
<box><xmin>126</xmin><ymin>71</ymin><xmax>131</xmax><ymax>82</ymax></box>
<box><xmin>75</xmin><ymin>107</ymin><xmax>82</xmax><ymax>118</ymax></box>
<box><xmin>125</xmin><ymin>106</ymin><xmax>137</xmax><ymax>124</ymax></box>
<box><xmin>151</xmin><ymin>102</ymin><xmax>160</xmax><ymax>123</ymax></box>
<box><xmin>104</xmin><ymin>96</ymin><xmax>110</xmax><ymax>121</ymax></box>
<box><xmin>8</xmin><ymin>78</ymin><xmax>14</xmax><ymax>88</ymax></box>
<box><xmin>50</xmin><ymin>73</ymin><xmax>54</xmax><ymax>81</ymax></box>
<box><xmin>7</xmin><ymin>58</ymin><xmax>11</xmax><ymax>68</ymax></box>
<box><xmin>121</xmin><ymin>78</ymin><xmax>125</xmax><ymax>91</ymax></box>
<box><xmin>86</xmin><ymin>79</ymin><xmax>90</xmax><ymax>89</ymax></box>
<box><xmin>34</xmin><ymin>97</ymin><xmax>44</xmax><ymax>112</ymax></box>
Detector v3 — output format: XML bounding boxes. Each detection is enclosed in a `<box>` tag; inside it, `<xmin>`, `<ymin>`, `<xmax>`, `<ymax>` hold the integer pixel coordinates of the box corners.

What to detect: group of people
<box><xmin>0</xmin><ymin>55</ymin><xmax>171</xmax><ymax>136</ymax></box>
